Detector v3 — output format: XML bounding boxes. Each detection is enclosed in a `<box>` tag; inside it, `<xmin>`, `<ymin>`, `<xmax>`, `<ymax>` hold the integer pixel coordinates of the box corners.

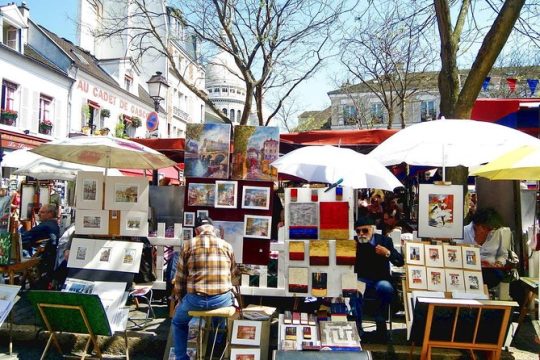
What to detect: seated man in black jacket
<box><xmin>21</xmin><ymin>204</ymin><xmax>60</xmax><ymax>289</ymax></box>
<box><xmin>352</xmin><ymin>216</ymin><xmax>404</xmax><ymax>340</ymax></box>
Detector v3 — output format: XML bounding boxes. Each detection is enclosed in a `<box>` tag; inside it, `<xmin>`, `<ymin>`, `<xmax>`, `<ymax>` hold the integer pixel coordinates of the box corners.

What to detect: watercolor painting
<box><xmin>231</xmin><ymin>125</ymin><xmax>279</xmax><ymax>181</ymax></box>
<box><xmin>185</xmin><ymin>123</ymin><xmax>231</xmax><ymax>178</ymax></box>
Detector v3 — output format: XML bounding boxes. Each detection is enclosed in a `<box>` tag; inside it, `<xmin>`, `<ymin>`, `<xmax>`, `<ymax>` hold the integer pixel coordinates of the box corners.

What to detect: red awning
<box><xmin>119</xmin><ymin>165</ymin><xmax>181</xmax><ymax>185</ymax></box>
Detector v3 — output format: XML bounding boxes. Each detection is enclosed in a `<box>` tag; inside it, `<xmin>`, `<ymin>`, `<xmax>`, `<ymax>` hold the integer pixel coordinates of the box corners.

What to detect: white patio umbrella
<box><xmin>1</xmin><ymin>148</ymin><xmax>42</xmax><ymax>168</ymax></box>
<box><xmin>29</xmin><ymin>136</ymin><xmax>176</xmax><ymax>170</ymax></box>
<box><xmin>14</xmin><ymin>157</ymin><xmax>122</xmax><ymax>181</ymax></box>
<box><xmin>271</xmin><ymin>145</ymin><xmax>402</xmax><ymax>191</ymax></box>
<box><xmin>368</xmin><ymin>119</ymin><xmax>540</xmax><ymax>173</ymax></box>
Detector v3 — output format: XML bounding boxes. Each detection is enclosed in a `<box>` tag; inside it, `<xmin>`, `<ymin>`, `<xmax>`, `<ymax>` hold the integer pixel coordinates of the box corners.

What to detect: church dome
<box><xmin>205</xmin><ymin>51</ymin><xmax>246</xmax><ymax>90</ymax></box>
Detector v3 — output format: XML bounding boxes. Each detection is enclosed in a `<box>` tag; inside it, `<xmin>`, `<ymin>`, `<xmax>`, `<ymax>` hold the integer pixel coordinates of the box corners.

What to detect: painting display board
<box><xmin>67</xmin><ymin>238</ymin><xmax>143</xmax><ymax>273</ymax></box>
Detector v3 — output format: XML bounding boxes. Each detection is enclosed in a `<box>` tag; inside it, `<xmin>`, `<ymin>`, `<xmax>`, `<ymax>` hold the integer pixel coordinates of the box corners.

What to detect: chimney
<box><xmin>18</xmin><ymin>1</ymin><xmax>29</xmax><ymax>22</ymax></box>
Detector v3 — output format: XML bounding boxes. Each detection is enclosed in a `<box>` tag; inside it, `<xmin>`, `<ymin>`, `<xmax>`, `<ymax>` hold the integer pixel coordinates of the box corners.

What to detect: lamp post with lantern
<box><xmin>146</xmin><ymin>71</ymin><xmax>169</xmax><ymax>185</ymax></box>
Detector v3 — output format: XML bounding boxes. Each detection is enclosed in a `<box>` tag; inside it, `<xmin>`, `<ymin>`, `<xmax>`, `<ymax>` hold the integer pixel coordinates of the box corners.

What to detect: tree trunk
<box><xmin>241</xmin><ymin>84</ymin><xmax>254</xmax><ymax>125</ymax></box>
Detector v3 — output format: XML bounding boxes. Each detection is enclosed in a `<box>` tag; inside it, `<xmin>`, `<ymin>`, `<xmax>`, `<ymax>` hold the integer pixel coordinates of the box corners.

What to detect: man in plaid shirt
<box><xmin>172</xmin><ymin>215</ymin><xmax>237</xmax><ymax>360</ymax></box>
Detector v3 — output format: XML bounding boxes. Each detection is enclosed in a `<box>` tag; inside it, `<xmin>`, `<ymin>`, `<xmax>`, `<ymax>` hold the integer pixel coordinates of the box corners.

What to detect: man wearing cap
<box><xmin>172</xmin><ymin>215</ymin><xmax>237</xmax><ymax>360</ymax></box>
<box><xmin>352</xmin><ymin>216</ymin><xmax>404</xmax><ymax>340</ymax></box>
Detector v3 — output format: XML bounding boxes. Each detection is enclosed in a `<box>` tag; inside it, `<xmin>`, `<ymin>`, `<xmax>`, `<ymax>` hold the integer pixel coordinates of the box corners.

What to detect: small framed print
<box><xmin>215</xmin><ymin>180</ymin><xmax>238</xmax><ymax>208</ymax></box>
<box><xmin>464</xmin><ymin>270</ymin><xmax>484</xmax><ymax>293</ymax></box>
<box><xmin>196</xmin><ymin>210</ymin><xmax>209</xmax><ymax>219</ymax></box>
<box><xmin>182</xmin><ymin>228</ymin><xmax>193</xmax><ymax>241</ymax></box>
<box><xmin>104</xmin><ymin>176</ymin><xmax>149</xmax><ymax>211</ymax></box>
<box><xmin>405</xmin><ymin>241</ymin><xmax>425</xmax><ymax>265</ymax></box>
<box><xmin>443</xmin><ymin>244</ymin><xmax>463</xmax><ymax>268</ymax></box>
<box><xmin>241</xmin><ymin>186</ymin><xmax>271</xmax><ymax>210</ymax></box>
<box><xmin>75</xmin><ymin>171</ymin><xmax>104</xmax><ymax>210</ymax></box>
<box><xmin>462</xmin><ymin>246</ymin><xmax>481</xmax><ymax>270</ymax></box>
<box><xmin>187</xmin><ymin>182</ymin><xmax>215</xmax><ymax>207</ymax></box>
<box><xmin>230</xmin><ymin>348</ymin><xmax>260</xmax><ymax>360</ymax></box>
<box><xmin>120</xmin><ymin>210</ymin><xmax>148</xmax><ymax>237</ymax></box>
<box><xmin>445</xmin><ymin>269</ymin><xmax>465</xmax><ymax>292</ymax></box>
<box><xmin>427</xmin><ymin>267</ymin><xmax>446</xmax><ymax>292</ymax></box>
<box><xmin>407</xmin><ymin>265</ymin><xmax>427</xmax><ymax>290</ymax></box>
<box><xmin>99</xmin><ymin>247</ymin><xmax>112</xmax><ymax>263</ymax></box>
<box><xmin>425</xmin><ymin>244</ymin><xmax>444</xmax><ymax>267</ymax></box>
<box><xmin>243</xmin><ymin>215</ymin><xmax>272</xmax><ymax>239</ymax></box>
<box><xmin>184</xmin><ymin>212</ymin><xmax>195</xmax><ymax>227</ymax></box>
<box><xmin>76</xmin><ymin>246</ymin><xmax>87</xmax><ymax>261</ymax></box>
<box><xmin>231</xmin><ymin>320</ymin><xmax>262</xmax><ymax>346</ymax></box>
<box><xmin>123</xmin><ymin>248</ymin><xmax>136</xmax><ymax>265</ymax></box>
<box><xmin>418</xmin><ymin>184</ymin><xmax>464</xmax><ymax>239</ymax></box>
<box><xmin>75</xmin><ymin>209</ymin><xmax>109</xmax><ymax>235</ymax></box>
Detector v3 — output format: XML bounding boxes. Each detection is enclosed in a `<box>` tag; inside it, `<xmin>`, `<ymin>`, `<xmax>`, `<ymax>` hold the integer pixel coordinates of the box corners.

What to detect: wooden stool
<box><xmin>188</xmin><ymin>306</ymin><xmax>236</xmax><ymax>360</ymax></box>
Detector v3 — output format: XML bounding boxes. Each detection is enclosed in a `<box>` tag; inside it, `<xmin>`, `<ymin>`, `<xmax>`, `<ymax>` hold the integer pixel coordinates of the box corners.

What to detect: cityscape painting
<box><xmin>185</xmin><ymin>123</ymin><xmax>231</xmax><ymax>178</ymax></box>
<box><xmin>232</xmin><ymin>126</ymin><xmax>279</xmax><ymax>181</ymax></box>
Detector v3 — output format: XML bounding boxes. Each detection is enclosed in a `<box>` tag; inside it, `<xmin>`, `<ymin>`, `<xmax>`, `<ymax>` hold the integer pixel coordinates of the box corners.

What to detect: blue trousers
<box><xmin>172</xmin><ymin>292</ymin><xmax>233</xmax><ymax>360</ymax></box>
<box><xmin>351</xmin><ymin>278</ymin><xmax>394</xmax><ymax>330</ymax></box>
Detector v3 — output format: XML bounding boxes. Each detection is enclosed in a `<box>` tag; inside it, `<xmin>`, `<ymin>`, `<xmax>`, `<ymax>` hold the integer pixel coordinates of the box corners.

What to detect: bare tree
<box><xmin>175</xmin><ymin>0</ymin><xmax>356</xmax><ymax>126</ymax></box>
<box><xmin>340</xmin><ymin>0</ymin><xmax>437</xmax><ymax>129</ymax></box>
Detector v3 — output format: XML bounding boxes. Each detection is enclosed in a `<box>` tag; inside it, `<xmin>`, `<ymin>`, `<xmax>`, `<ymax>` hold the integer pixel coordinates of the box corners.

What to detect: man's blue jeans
<box><xmin>172</xmin><ymin>292</ymin><xmax>234</xmax><ymax>360</ymax></box>
<box><xmin>351</xmin><ymin>278</ymin><xmax>394</xmax><ymax>331</ymax></box>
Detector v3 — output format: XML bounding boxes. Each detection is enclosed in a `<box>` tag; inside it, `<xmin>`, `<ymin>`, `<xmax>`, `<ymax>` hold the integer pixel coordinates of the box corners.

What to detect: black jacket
<box><xmin>354</xmin><ymin>233</ymin><xmax>404</xmax><ymax>281</ymax></box>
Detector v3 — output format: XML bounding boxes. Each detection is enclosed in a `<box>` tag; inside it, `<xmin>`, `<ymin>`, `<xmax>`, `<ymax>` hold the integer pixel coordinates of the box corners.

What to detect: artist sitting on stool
<box><xmin>352</xmin><ymin>216</ymin><xmax>404</xmax><ymax>341</ymax></box>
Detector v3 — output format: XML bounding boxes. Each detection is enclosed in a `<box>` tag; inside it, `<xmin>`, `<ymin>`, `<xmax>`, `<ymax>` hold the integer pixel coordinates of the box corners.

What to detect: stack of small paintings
<box><xmin>404</xmin><ymin>241</ymin><xmax>483</xmax><ymax>293</ymax></box>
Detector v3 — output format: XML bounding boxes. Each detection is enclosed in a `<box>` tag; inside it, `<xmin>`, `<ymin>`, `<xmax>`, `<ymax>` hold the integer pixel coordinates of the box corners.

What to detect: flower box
<box><xmin>39</xmin><ymin>120</ymin><xmax>53</xmax><ymax>135</ymax></box>
<box><xmin>1</xmin><ymin>109</ymin><xmax>18</xmax><ymax>125</ymax></box>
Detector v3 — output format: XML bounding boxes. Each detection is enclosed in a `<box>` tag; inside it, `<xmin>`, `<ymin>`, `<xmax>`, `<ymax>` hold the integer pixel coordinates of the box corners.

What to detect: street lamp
<box><xmin>146</xmin><ymin>71</ymin><xmax>169</xmax><ymax>112</ymax></box>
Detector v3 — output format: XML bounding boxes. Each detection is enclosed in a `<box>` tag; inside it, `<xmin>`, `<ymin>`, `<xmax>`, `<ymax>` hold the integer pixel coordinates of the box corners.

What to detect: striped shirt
<box><xmin>174</xmin><ymin>225</ymin><xmax>236</xmax><ymax>297</ymax></box>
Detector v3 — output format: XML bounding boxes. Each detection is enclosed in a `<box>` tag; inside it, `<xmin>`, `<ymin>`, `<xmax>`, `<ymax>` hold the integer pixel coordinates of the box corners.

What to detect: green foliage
<box><xmin>100</xmin><ymin>108</ymin><xmax>110</xmax><ymax>118</ymax></box>
<box><xmin>81</xmin><ymin>104</ymin><xmax>91</xmax><ymax>120</ymax></box>
<box><xmin>131</xmin><ymin>116</ymin><xmax>142</xmax><ymax>128</ymax></box>
<box><xmin>115</xmin><ymin>121</ymin><xmax>126</xmax><ymax>138</ymax></box>
<box><xmin>233</xmin><ymin>126</ymin><xmax>256</xmax><ymax>154</ymax></box>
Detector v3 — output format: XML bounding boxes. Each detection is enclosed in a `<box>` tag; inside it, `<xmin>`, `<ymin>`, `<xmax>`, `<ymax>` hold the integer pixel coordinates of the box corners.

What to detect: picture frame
<box><xmin>418</xmin><ymin>184</ymin><xmax>464</xmax><ymax>239</ymax></box>
<box><xmin>214</xmin><ymin>180</ymin><xmax>238</xmax><ymax>208</ymax></box>
<box><xmin>407</xmin><ymin>265</ymin><xmax>427</xmax><ymax>290</ymax></box>
<box><xmin>230</xmin><ymin>348</ymin><xmax>260</xmax><ymax>360</ymax></box>
<box><xmin>241</xmin><ymin>186</ymin><xmax>271</xmax><ymax>210</ymax></box>
<box><xmin>426</xmin><ymin>267</ymin><xmax>447</xmax><ymax>292</ymax></box>
<box><xmin>75</xmin><ymin>171</ymin><xmax>104</xmax><ymax>210</ymax></box>
<box><xmin>213</xmin><ymin>221</ymin><xmax>244</xmax><ymax>263</ymax></box>
<box><xmin>182</xmin><ymin>228</ymin><xmax>193</xmax><ymax>241</ymax></box>
<box><xmin>425</xmin><ymin>244</ymin><xmax>444</xmax><ymax>267</ymax></box>
<box><xmin>243</xmin><ymin>215</ymin><xmax>272</xmax><ymax>239</ymax></box>
<box><xmin>184</xmin><ymin>123</ymin><xmax>231</xmax><ymax>179</ymax></box>
<box><xmin>119</xmin><ymin>210</ymin><xmax>148</xmax><ymax>237</ymax></box>
<box><xmin>464</xmin><ymin>270</ymin><xmax>485</xmax><ymax>294</ymax></box>
<box><xmin>19</xmin><ymin>183</ymin><xmax>35</xmax><ymax>221</ymax></box>
<box><xmin>288</xmin><ymin>267</ymin><xmax>308</xmax><ymax>293</ymax></box>
<box><xmin>183</xmin><ymin>212</ymin><xmax>195</xmax><ymax>227</ymax></box>
<box><xmin>75</xmin><ymin>209</ymin><xmax>109</xmax><ymax>235</ymax></box>
<box><xmin>231</xmin><ymin>320</ymin><xmax>262</xmax><ymax>346</ymax></box>
<box><xmin>187</xmin><ymin>182</ymin><xmax>216</xmax><ymax>207</ymax></box>
<box><xmin>462</xmin><ymin>246</ymin><xmax>482</xmax><ymax>270</ymax></box>
<box><xmin>196</xmin><ymin>209</ymin><xmax>209</xmax><ymax>219</ymax></box>
<box><xmin>445</xmin><ymin>269</ymin><xmax>465</xmax><ymax>292</ymax></box>
<box><xmin>443</xmin><ymin>244</ymin><xmax>463</xmax><ymax>268</ymax></box>
<box><xmin>104</xmin><ymin>176</ymin><xmax>149</xmax><ymax>211</ymax></box>
<box><xmin>67</xmin><ymin>238</ymin><xmax>143</xmax><ymax>273</ymax></box>
<box><xmin>405</xmin><ymin>241</ymin><xmax>425</xmax><ymax>266</ymax></box>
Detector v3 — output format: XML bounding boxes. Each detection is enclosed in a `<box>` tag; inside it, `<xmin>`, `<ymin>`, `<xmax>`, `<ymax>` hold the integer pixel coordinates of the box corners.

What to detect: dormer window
<box><xmin>124</xmin><ymin>75</ymin><xmax>133</xmax><ymax>92</ymax></box>
<box><xmin>6</xmin><ymin>28</ymin><xmax>18</xmax><ymax>50</ymax></box>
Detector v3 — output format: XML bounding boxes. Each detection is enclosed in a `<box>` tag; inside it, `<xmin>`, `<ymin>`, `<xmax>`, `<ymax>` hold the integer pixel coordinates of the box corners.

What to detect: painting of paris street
<box><xmin>232</xmin><ymin>126</ymin><xmax>279</xmax><ymax>181</ymax></box>
<box><xmin>185</xmin><ymin>123</ymin><xmax>231</xmax><ymax>178</ymax></box>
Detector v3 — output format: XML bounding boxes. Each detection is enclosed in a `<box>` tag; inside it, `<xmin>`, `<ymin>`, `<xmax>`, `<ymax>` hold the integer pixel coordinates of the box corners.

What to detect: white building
<box><xmin>78</xmin><ymin>0</ymin><xmax>206</xmax><ymax>137</ymax></box>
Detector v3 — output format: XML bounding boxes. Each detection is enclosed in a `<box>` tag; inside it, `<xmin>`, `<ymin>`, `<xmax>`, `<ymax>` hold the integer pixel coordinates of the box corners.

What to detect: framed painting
<box><xmin>231</xmin><ymin>125</ymin><xmax>280</xmax><ymax>181</ymax></box>
<box><xmin>335</xmin><ymin>240</ymin><xmax>356</xmax><ymax>265</ymax></box>
<box><xmin>443</xmin><ymin>244</ymin><xmax>463</xmax><ymax>268</ymax></box>
<box><xmin>425</xmin><ymin>244</ymin><xmax>444</xmax><ymax>267</ymax></box>
<box><xmin>311</xmin><ymin>272</ymin><xmax>328</xmax><ymax>297</ymax></box>
<box><xmin>230</xmin><ymin>348</ymin><xmax>260</xmax><ymax>360</ymax></box>
<box><xmin>183</xmin><ymin>212</ymin><xmax>195</xmax><ymax>227</ymax></box>
<box><xmin>119</xmin><ymin>210</ymin><xmax>148</xmax><ymax>237</ymax></box>
<box><xmin>196</xmin><ymin>209</ymin><xmax>209</xmax><ymax>219</ymax></box>
<box><xmin>288</xmin><ymin>267</ymin><xmax>308</xmax><ymax>293</ymax></box>
<box><xmin>215</xmin><ymin>180</ymin><xmax>238</xmax><ymax>208</ymax></box>
<box><xmin>288</xmin><ymin>202</ymin><xmax>318</xmax><ymax>240</ymax></box>
<box><xmin>75</xmin><ymin>209</ymin><xmax>109</xmax><ymax>235</ymax></box>
<box><xmin>231</xmin><ymin>320</ymin><xmax>262</xmax><ymax>346</ymax></box>
<box><xmin>75</xmin><ymin>171</ymin><xmax>104</xmax><ymax>210</ymax></box>
<box><xmin>341</xmin><ymin>272</ymin><xmax>357</xmax><ymax>297</ymax></box>
<box><xmin>184</xmin><ymin>123</ymin><xmax>231</xmax><ymax>179</ymax></box>
<box><xmin>241</xmin><ymin>186</ymin><xmax>271</xmax><ymax>210</ymax></box>
<box><xmin>418</xmin><ymin>184</ymin><xmax>464</xmax><ymax>239</ymax></box>
<box><xmin>187</xmin><ymin>183</ymin><xmax>215</xmax><ymax>207</ymax></box>
<box><xmin>407</xmin><ymin>265</ymin><xmax>427</xmax><ymax>290</ymax></box>
<box><xmin>405</xmin><ymin>241</ymin><xmax>425</xmax><ymax>266</ymax></box>
<box><xmin>243</xmin><ymin>215</ymin><xmax>271</xmax><ymax>239</ymax></box>
<box><xmin>427</xmin><ymin>267</ymin><xmax>446</xmax><ymax>292</ymax></box>
<box><xmin>462</xmin><ymin>246</ymin><xmax>482</xmax><ymax>270</ymax></box>
<box><xmin>464</xmin><ymin>270</ymin><xmax>485</xmax><ymax>294</ymax></box>
<box><xmin>104</xmin><ymin>176</ymin><xmax>149</xmax><ymax>211</ymax></box>
<box><xmin>288</xmin><ymin>241</ymin><xmax>305</xmax><ymax>261</ymax></box>
<box><xmin>445</xmin><ymin>269</ymin><xmax>465</xmax><ymax>292</ymax></box>
<box><xmin>182</xmin><ymin>228</ymin><xmax>193</xmax><ymax>241</ymax></box>
<box><xmin>309</xmin><ymin>240</ymin><xmax>329</xmax><ymax>266</ymax></box>
<box><xmin>213</xmin><ymin>221</ymin><xmax>244</xmax><ymax>263</ymax></box>
<box><xmin>19</xmin><ymin>183</ymin><xmax>35</xmax><ymax>221</ymax></box>
<box><xmin>319</xmin><ymin>202</ymin><xmax>349</xmax><ymax>240</ymax></box>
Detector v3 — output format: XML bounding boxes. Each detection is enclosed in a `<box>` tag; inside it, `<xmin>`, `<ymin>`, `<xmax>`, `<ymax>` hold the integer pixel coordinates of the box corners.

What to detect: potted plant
<box><xmin>100</xmin><ymin>108</ymin><xmax>110</xmax><ymax>118</ymax></box>
<box><xmin>39</xmin><ymin>119</ymin><xmax>53</xmax><ymax>134</ymax></box>
<box><xmin>97</xmin><ymin>127</ymin><xmax>110</xmax><ymax>136</ymax></box>
<box><xmin>115</xmin><ymin>121</ymin><xmax>126</xmax><ymax>138</ymax></box>
<box><xmin>1</xmin><ymin>109</ymin><xmax>18</xmax><ymax>125</ymax></box>
<box><xmin>82</xmin><ymin>104</ymin><xmax>91</xmax><ymax>122</ymax></box>
<box><xmin>130</xmin><ymin>116</ymin><xmax>142</xmax><ymax>128</ymax></box>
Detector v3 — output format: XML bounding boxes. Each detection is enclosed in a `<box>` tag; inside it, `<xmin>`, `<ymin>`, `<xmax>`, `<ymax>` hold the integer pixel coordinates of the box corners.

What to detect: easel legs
<box><xmin>40</xmin><ymin>332</ymin><xmax>63</xmax><ymax>360</ymax></box>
